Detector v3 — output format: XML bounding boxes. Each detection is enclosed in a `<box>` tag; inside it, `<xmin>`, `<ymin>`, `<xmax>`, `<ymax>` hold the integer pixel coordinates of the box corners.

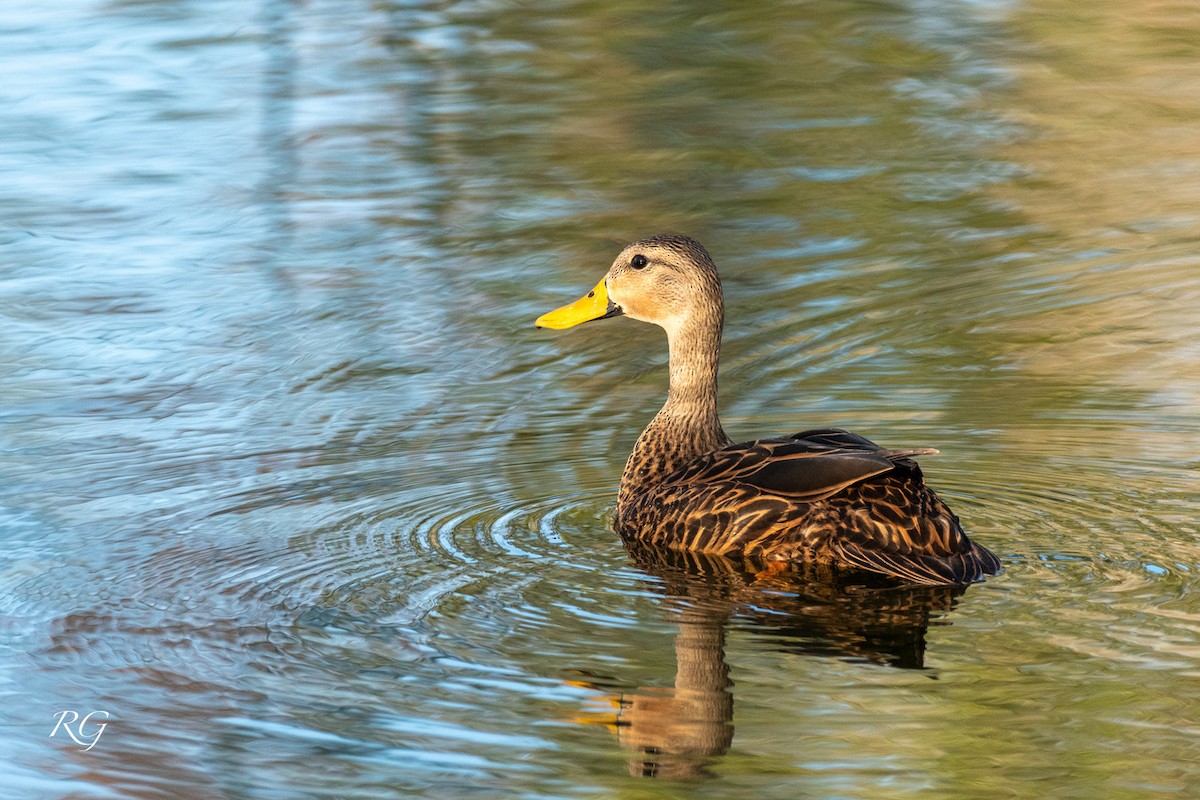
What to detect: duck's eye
<box><xmin>631</xmin><ymin>254</ymin><xmax>648</xmax><ymax>270</ymax></box>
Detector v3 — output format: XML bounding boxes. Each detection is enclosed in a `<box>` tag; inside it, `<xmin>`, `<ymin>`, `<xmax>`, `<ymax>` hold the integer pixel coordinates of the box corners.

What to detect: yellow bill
<box><xmin>534</xmin><ymin>278</ymin><xmax>622</xmax><ymax>329</ymax></box>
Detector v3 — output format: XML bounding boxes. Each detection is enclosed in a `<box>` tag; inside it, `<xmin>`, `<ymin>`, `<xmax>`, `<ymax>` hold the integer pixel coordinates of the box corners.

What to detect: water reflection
<box><xmin>257</xmin><ymin>0</ymin><xmax>298</xmax><ymax>260</ymax></box>
<box><xmin>576</xmin><ymin>603</ymin><xmax>733</xmax><ymax>780</ymax></box>
<box><xmin>575</xmin><ymin>544</ymin><xmax>966</xmax><ymax>778</ymax></box>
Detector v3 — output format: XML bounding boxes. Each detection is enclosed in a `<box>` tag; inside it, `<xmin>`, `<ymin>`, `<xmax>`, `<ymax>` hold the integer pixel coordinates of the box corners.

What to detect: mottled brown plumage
<box><xmin>535</xmin><ymin>234</ymin><xmax>1001</xmax><ymax>586</ymax></box>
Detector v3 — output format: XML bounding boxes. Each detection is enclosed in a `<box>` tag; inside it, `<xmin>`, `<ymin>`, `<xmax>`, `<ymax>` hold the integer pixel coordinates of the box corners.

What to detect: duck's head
<box><xmin>534</xmin><ymin>234</ymin><xmax>722</xmax><ymax>335</ymax></box>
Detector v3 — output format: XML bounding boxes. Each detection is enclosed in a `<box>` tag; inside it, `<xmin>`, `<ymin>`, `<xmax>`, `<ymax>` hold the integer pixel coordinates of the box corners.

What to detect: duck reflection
<box><xmin>573</xmin><ymin>542</ymin><xmax>969</xmax><ymax>778</ymax></box>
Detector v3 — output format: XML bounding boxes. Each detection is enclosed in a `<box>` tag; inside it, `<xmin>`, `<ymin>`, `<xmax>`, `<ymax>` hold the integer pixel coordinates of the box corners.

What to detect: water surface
<box><xmin>3</xmin><ymin>0</ymin><xmax>1200</xmax><ymax>797</ymax></box>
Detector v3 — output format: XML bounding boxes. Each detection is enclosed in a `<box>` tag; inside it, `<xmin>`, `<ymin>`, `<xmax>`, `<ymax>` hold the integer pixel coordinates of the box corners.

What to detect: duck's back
<box><xmin>615</xmin><ymin>428</ymin><xmax>1001</xmax><ymax>585</ymax></box>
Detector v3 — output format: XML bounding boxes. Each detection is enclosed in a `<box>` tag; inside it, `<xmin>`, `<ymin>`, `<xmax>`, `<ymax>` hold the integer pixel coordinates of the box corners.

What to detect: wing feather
<box><xmin>631</xmin><ymin>428</ymin><xmax>1000</xmax><ymax>586</ymax></box>
<box><xmin>666</xmin><ymin>428</ymin><xmax>935</xmax><ymax>500</ymax></box>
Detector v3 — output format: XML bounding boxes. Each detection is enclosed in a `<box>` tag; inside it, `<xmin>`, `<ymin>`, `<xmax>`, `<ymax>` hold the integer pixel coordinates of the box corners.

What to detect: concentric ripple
<box><xmin>3</xmin><ymin>475</ymin><xmax>645</xmax><ymax>797</ymax></box>
<box><xmin>7</xmin><ymin>480</ymin><xmax>624</xmax><ymax>668</ymax></box>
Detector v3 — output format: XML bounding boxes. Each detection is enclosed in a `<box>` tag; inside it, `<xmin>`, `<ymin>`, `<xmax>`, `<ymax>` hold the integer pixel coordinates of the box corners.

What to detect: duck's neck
<box><xmin>618</xmin><ymin>310</ymin><xmax>731</xmax><ymax>516</ymax></box>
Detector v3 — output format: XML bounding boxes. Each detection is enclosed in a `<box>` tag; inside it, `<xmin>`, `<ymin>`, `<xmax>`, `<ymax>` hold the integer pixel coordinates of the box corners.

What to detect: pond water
<box><xmin>3</xmin><ymin>0</ymin><xmax>1200</xmax><ymax>797</ymax></box>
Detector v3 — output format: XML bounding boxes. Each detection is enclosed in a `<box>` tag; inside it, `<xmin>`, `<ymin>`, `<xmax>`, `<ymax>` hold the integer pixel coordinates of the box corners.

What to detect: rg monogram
<box><xmin>49</xmin><ymin>710</ymin><xmax>110</xmax><ymax>751</ymax></box>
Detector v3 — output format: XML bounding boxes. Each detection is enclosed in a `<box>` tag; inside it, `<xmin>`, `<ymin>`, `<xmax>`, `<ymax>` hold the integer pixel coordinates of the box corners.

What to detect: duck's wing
<box><xmin>667</xmin><ymin>427</ymin><xmax>930</xmax><ymax>502</ymax></box>
<box><xmin>664</xmin><ymin>428</ymin><xmax>999</xmax><ymax>585</ymax></box>
<box><xmin>784</xmin><ymin>429</ymin><xmax>1000</xmax><ymax>584</ymax></box>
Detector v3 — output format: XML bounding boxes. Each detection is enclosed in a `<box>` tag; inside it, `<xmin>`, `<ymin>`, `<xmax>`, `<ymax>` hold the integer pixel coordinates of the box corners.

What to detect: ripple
<box><xmin>5</xmin><ymin>482</ymin><xmax>634</xmax><ymax>799</ymax></box>
<box><xmin>290</xmin><ymin>487</ymin><xmax>632</xmax><ymax>644</ymax></box>
<box><xmin>945</xmin><ymin>453</ymin><xmax>1200</xmax><ymax>587</ymax></box>
<box><xmin>9</xmin><ymin>481</ymin><xmax>623</xmax><ymax>676</ymax></box>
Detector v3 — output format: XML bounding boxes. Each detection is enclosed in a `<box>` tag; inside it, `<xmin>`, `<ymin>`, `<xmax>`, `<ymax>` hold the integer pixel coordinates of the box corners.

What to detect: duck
<box><xmin>535</xmin><ymin>234</ymin><xmax>1001</xmax><ymax>586</ymax></box>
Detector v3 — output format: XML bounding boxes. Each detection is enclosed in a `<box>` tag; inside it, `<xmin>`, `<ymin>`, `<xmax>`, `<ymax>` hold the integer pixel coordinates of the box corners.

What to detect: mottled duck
<box><xmin>535</xmin><ymin>234</ymin><xmax>1000</xmax><ymax>586</ymax></box>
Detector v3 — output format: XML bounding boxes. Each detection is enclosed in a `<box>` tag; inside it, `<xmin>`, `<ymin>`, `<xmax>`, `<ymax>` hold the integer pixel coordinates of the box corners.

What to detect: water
<box><xmin>2</xmin><ymin>0</ymin><xmax>1199</xmax><ymax>796</ymax></box>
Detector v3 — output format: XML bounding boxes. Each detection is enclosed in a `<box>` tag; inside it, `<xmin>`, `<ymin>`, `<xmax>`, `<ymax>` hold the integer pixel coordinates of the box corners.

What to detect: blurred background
<box><xmin>2</xmin><ymin>0</ymin><xmax>1199</xmax><ymax>797</ymax></box>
